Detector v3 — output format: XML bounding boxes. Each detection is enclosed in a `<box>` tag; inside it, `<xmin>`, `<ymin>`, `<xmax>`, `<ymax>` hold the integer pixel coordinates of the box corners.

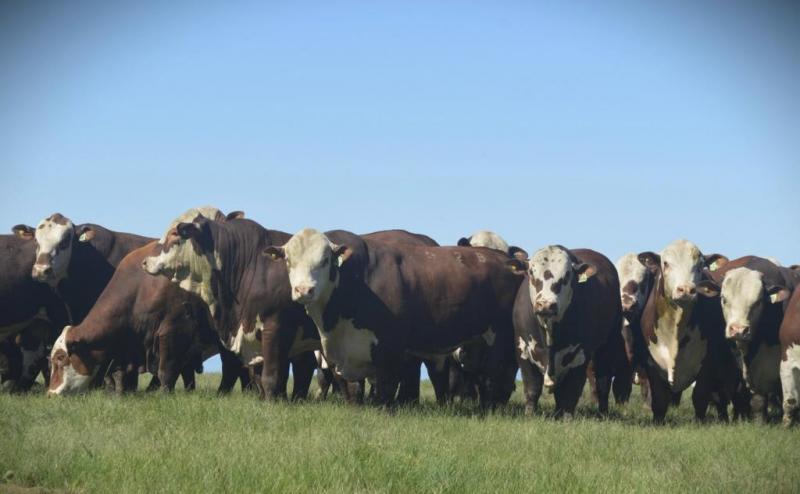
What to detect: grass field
<box><xmin>1</xmin><ymin>375</ymin><xmax>798</xmax><ymax>494</ymax></box>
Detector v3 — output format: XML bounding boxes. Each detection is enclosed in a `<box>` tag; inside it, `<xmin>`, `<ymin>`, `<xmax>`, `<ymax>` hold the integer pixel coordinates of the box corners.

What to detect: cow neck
<box><xmin>57</xmin><ymin>239</ymin><xmax>117</xmax><ymax>324</ymax></box>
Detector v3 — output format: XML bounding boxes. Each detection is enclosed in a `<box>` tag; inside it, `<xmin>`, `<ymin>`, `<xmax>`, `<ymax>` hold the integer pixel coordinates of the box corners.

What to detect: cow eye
<box><xmin>720</xmin><ymin>296</ymin><xmax>726</xmax><ymax>305</ymax></box>
<box><xmin>663</xmin><ymin>261</ymin><xmax>669</xmax><ymax>270</ymax></box>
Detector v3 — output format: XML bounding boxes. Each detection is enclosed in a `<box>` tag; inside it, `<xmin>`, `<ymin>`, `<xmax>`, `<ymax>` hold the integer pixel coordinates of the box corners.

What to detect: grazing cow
<box><xmin>1</xmin><ymin>229</ymin><xmax>68</xmax><ymax>391</ymax></box>
<box><xmin>637</xmin><ymin>239</ymin><xmax>744</xmax><ymax>423</ymax></box>
<box><xmin>777</xmin><ymin>286</ymin><xmax>800</xmax><ymax>426</ymax></box>
<box><xmin>509</xmin><ymin>245</ymin><xmax>630</xmax><ymax>418</ymax></box>
<box><xmin>697</xmin><ymin>256</ymin><xmax>799</xmax><ymax>422</ymax></box>
<box><xmin>453</xmin><ymin>231</ymin><xmax>527</xmax><ymax>404</ymax></box>
<box><xmin>615</xmin><ymin>253</ymin><xmax>656</xmax><ymax>402</ymax></box>
<box><xmin>264</xmin><ymin>228</ymin><xmax>522</xmax><ymax>407</ymax></box>
<box><xmin>142</xmin><ymin>215</ymin><xmax>321</xmax><ymax>401</ymax></box>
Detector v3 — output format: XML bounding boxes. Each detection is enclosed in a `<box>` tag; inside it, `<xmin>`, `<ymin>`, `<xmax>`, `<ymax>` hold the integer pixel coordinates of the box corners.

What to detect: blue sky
<box><xmin>2</xmin><ymin>2</ymin><xmax>798</xmax><ymax>372</ymax></box>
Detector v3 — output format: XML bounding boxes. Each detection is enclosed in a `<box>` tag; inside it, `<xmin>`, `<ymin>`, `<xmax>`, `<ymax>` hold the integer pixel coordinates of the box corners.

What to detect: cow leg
<box><xmin>518</xmin><ymin>358</ymin><xmax>544</xmax><ymax>416</ymax></box>
<box><xmin>17</xmin><ymin>328</ymin><xmax>47</xmax><ymax>392</ymax></box>
<box><xmin>646</xmin><ymin>365</ymin><xmax>671</xmax><ymax>424</ymax></box>
<box><xmin>316</xmin><ymin>368</ymin><xmax>333</xmax><ymax>399</ymax></box>
<box><xmin>750</xmin><ymin>393</ymin><xmax>767</xmax><ymax>423</ymax></box>
<box><xmin>259</xmin><ymin>317</ymin><xmax>289</xmax><ymax>401</ymax></box>
<box><xmin>395</xmin><ymin>356</ymin><xmax>421</xmax><ymax>406</ymax></box>
<box><xmin>181</xmin><ymin>366</ymin><xmax>196</xmax><ymax>391</ymax></box>
<box><xmin>553</xmin><ymin>366</ymin><xmax>588</xmax><ymax>420</ymax></box>
<box><xmin>586</xmin><ymin>362</ymin><xmax>598</xmax><ymax>404</ymax></box>
<box><xmin>780</xmin><ymin>351</ymin><xmax>800</xmax><ymax>427</ymax></box>
<box><xmin>290</xmin><ymin>351</ymin><xmax>315</xmax><ymax>401</ymax></box>
<box><xmin>639</xmin><ymin>373</ymin><xmax>651</xmax><ymax>406</ymax></box>
<box><xmin>218</xmin><ymin>347</ymin><xmax>242</xmax><ymax>394</ymax></box>
<box><xmin>691</xmin><ymin>372</ymin><xmax>714</xmax><ymax>422</ymax></box>
<box><xmin>425</xmin><ymin>358</ymin><xmax>450</xmax><ymax>405</ymax></box>
<box><xmin>0</xmin><ymin>339</ymin><xmax>22</xmax><ymax>392</ymax></box>
<box><xmin>373</xmin><ymin>357</ymin><xmax>402</xmax><ymax>407</ymax></box>
<box><xmin>146</xmin><ymin>375</ymin><xmax>161</xmax><ymax>392</ymax></box>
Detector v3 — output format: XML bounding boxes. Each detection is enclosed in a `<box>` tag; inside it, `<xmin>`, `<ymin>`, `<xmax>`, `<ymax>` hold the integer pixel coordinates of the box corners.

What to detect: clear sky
<box><xmin>2</xmin><ymin>2</ymin><xmax>798</xmax><ymax>372</ymax></box>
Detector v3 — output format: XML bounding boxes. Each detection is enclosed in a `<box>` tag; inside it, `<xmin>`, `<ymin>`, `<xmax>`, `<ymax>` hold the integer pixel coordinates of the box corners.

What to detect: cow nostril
<box><xmin>676</xmin><ymin>287</ymin><xmax>685</xmax><ymax>294</ymax></box>
<box><xmin>688</xmin><ymin>287</ymin><xmax>696</xmax><ymax>295</ymax></box>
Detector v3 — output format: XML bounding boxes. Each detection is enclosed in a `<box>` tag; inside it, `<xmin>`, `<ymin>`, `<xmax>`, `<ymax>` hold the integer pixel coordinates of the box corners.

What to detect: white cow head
<box><xmin>24</xmin><ymin>213</ymin><xmax>94</xmax><ymax>286</ymax></box>
<box><xmin>638</xmin><ymin>239</ymin><xmax>726</xmax><ymax>306</ymax></box>
<box><xmin>48</xmin><ymin>326</ymin><xmax>96</xmax><ymax>395</ymax></box>
<box><xmin>616</xmin><ymin>253</ymin><xmax>650</xmax><ymax>316</ymax></box>
<box><xmin>507</xmin><ymin>245</ymin><xmax>596</xmax><ymax>340</ymax></box>
<box><xmin>696</xmin><ymin>267</ymin><xmax>791</xmax><ymax>340</ymax></box>
<box><xmin>264</xmin><ymin>228</ymin><xmax>352</xmax><ymax>305</ymax></box>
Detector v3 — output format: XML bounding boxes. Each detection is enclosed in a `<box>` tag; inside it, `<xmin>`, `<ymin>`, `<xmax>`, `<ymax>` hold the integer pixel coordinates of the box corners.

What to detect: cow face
<box><xmin>264</xmin><ymin>228</ymin><xmax>351</xmax><ymax>305</ymax></box>
<box><xmin>699</xmin><ymin>267</ymin><xmax>792</xmax><ymax>341</ymax></box>
<box><xmin>510</xmin><ymin>245</ymin><xmax>596</xmax><ymax>336</ymax></box>
<box><xmin>616</xmin><ymin>253</ymin><xmax>649</xmax><ymax>317</ymax></box>
<box><xmin>639</xmin><ymin>239</ymin><xmax>711</xmax><ymax>305</ymax></box>
<box><xmin>30</xmin><ymin>213</ymin><xmax>92</xmax><ymax>285</ymax></box>
<box><xmin>47</xmin><ymin>326</ymin><xmax>95</xmax><ymax>395</ymax></box>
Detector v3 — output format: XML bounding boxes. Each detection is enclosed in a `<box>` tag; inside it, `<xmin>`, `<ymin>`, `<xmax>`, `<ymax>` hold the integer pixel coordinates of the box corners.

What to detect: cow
<box><xmin>1</xmin><ymin>229</ymin><xmax>68</xmax><ymax>391</ymax></box>
<box><xmin>696</xmin><ymin>256</ymin><xmax>799</xmax><ymax>422</ymax></box>
<box><xmin>452</xmin><ymin>231</ymin><xmax>527</xmax><ymax>404</ymax></box>
<box><xmin>615</xmin><ymin>253</ymin><xmax>656</xmax><ymax>403</ymax></box>
<box><xmin>142</xmin><ymin>215</ymin><xmax>321</xmax><ymax>401</ymax></box>
<box><xmin>777</xmin><ymin>286</ymin><xmax>800</xmax><ymax>426</ymax></box>
<box><xmin>509</xmin><ymin>245</ymin><xmax>630</xmax><ymax>418</ymax></box>
<box><xmin>263</xmin><ymin>228</ymin><xmax>523</xmax><ymax>408</ymax></box>
<box><xmin>637</xmin><ymin>239</ymin><xmax>745</xmax><ymax>423</ymax></box>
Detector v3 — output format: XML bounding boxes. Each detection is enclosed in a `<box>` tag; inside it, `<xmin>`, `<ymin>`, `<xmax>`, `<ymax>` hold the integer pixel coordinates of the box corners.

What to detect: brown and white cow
<box><xmin>509</xmin><ymin>245</ymin><xmax>630</xmax><ymax>418</ymax></box>
<box><xmin>637</xmin><ymin>239</ymin><xmax>745</xmax><ymax>423</ymax></box>
<box><xmin>696</xmin><ymin>256</ymin><xmax>799</xmax><ymax>422</ymax></box>
<box><xmin>777</xmin><ymin>286</ymin><xmax>800</xmax><ymax>426</ymax></box>
<box><xmin>142</xmin><ymin>215</ymin><xmax>321</xmax><ymax>401</ymax></box>
<box><xmin>264</xmin><ymin>228</ymin><xmax>523</xmax><ymax>407</ymax></box>
<box><xmin>1</xmin><ymin>229</ymin><xmax>69</xmax><ymax>391</ymax></box>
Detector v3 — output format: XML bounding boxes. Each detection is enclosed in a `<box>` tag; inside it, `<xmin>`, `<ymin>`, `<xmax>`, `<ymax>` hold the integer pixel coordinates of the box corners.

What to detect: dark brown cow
<box><xmin>263</xmin><ymin>228</ymin><xmax>522</xmax><ymax>407</ymax></box>
<box><xmin>47</xmin><ymin>242</ymin><xmax>224</xmax><ymax>395</ymax></box>
<box><xmin>1</xmin><ymin>229</ymin><xmax>68</xmax><ymax>391</ymax></box>
<box><xmin>509</xmin><ymin>245</ymin><xmax>630</xmax><ymax>418</ymax></box>
<box><xmin>637</xmin><ymin>239</ymin><xmax>745</xmax><ymax>423</ymax></box>
<box><xmin>777</xmin><ymin>286</ymin><xmax>800</xmax><ymax>426</ymax></box>
<box><xmin>143</xmin><ymin>216</ymin><xmax>320</xmax><ymax>401</ymax></box>
<box><xmin>697</xmin><ymin>256</ymin><xmax>799</xmax><ymax>422</ymax></box>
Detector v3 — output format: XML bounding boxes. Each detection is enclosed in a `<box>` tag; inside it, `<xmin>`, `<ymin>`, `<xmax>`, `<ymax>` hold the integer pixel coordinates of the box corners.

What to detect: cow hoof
<box><xmin>783</xmin><ymin>415</ymin><xmax>794</xmax><ymax>428</ymax></box>
<box><xmin>562</xmin><ymin>412</ymin><xmax>573</xmax><ymax>422</ymax></box>
<box><xmin>524</xmin><ymin>404</ymin><xmax>536</xmax><ymax>417</ymax></box>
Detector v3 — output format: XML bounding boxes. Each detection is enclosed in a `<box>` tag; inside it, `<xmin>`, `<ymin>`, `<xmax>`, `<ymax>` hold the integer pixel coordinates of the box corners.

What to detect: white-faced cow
<box><xmin>142</xmin><ymin>214</ymin><xmax>322</xmax><ymax>401</ymax></box>
<box><xmin>637</xmin><ymin>239</ymin><xmax>746</xmax><ymax>423</ymax></box>
<box><xmin>776</xmin><ymin>286</ymin><xmax>800</xmax><ymax>426</ymax></box>
<box><xmin>697</xmin><ymin>256</ymin><xmax>799</xmax><ymax>422</ymax></box>
<box><xmin>509</xmin><ymin>245</ymin><xmax>630</xmax><ymax>418</ymax></box>
<box><xmin>264</xmin><ymin>228</ymin><xmax>523</xmax><ymax>407</ymax></box>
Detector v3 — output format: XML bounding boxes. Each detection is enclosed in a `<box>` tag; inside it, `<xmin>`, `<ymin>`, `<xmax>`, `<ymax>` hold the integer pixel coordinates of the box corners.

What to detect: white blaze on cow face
<box><xmin>47</xmin><ymin>326</ymin><xmax>94</xmax><ymax>395</ymax></box>
<box><xmin>32</xmin><ymin>213</ymin><xmax>75</xmax><ymax>285</ymax></box>
<box><xmin>616</xmin><ymin>253</ymin><xmax>649</xmax><ymax>315</ymax></box>
<box><xmin>720</xmin><ymin>267</ymin><xmax>765</xmax><ymax>341</ymax></box>
<box><xmin>275</xmin><ymin>229</ymin><xmax>342</xmax><ymax>305</ymax></box>
<box><xmin>467</xmin><ymin>231</ymin><xmax>509</xmax><ymax>253</ymax></box>
<box><xmin>659</xmin><ymin>239</ymin><xmax>704</xmax><ymax>304</ymax></box>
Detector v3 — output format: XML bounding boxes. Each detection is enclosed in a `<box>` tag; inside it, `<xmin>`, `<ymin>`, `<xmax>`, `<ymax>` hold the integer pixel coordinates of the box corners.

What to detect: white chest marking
<box><xmin>318</xmin><ymin>318</ymin><xmax>377</xmax><ymax>381</ymax></box>
<box><xmin>648</xmin><ymin>320</ymin><xmax>706</xmax><ymax>392</ymax></box>
<box><xmin>229</xmin><ymin>315</ymin><xmax>264</xmax><ymax>366</ymax></box>
<box><xmin>517</xmin><ymin>335</ymin><xmax>548</xmax><ymax>373</ymax></box>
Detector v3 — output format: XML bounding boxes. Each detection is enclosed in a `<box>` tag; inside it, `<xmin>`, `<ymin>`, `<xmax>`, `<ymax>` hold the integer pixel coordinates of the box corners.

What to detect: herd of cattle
<box><xmin>2</xmin><ymin>206</ymin><xmax>799</xmax><ymax>426</ymax></box>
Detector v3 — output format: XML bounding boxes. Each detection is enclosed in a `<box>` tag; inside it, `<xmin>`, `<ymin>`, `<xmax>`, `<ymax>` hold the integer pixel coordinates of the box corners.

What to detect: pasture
<box><xmin>1</xmin><ymin>376</ymin><xmax>798</xmax><ymax>494</ymax></box>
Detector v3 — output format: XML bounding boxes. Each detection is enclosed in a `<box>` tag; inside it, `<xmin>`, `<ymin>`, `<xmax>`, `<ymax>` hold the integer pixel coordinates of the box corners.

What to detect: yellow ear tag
<box><xmin>770</xmin><ymin>293</ymin><xmax>779</xmax><ymax>304</ymax></box>
<box><xmin>710</xmin><ymin>261</ymin><xmax>719</xmax><ymax>271</ymax></box>
<box><xmin>578</xmin><ymin>273</ymin><xmax>589</xmax><ymax>283</ymax></box>
<box><xmin>79</xmin><ymin>233</ymin><xmax>88</xmax><ymax>242</ymax></box>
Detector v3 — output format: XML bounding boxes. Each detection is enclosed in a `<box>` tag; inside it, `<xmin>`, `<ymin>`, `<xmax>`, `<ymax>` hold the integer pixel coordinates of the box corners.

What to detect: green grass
<box><xmin>1</xmin><ymin>376</ymin><xmax>798</xmax><ymax>493</ymax></box>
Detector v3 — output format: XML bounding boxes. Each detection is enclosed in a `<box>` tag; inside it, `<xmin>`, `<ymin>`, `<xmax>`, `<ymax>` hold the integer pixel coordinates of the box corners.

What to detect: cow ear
<box><xmin>263</xmin><ymin>246</ymin><xmax>286</xmax><ymax>260</ymax></box>
<box><xmin>226</xmin><ymin>211</ymin><xmax>245</xmax><ymax>221</ymax></box>
<box><xmin>77</xmin><ymin>225</ymin><xmax>95</xmax><ymax>242</ymax></box>
<box><xmin>638</xmin><ymin>252</ymin><xmax>661</xmax><ymax>274</ymax></box>
<box><xmin>704</xmin><ymin>254</ymin><xmax>729</xmax><ymax>271</ymax></box>
<box><xmin>697</xmin><ymin>280</ymin><xmax>720</xmax><ymax>298</ymax></box>
<box><xmin>767</xmin><ymin>285</ymin><xmax>791</xmax><ymax>304</ymax></box>
<box><xmin>574</xmin><ymin>263</ymin><xmax>597</xmax><ymax>283</ymax></box>
<box><xmin>457</xmin><ymin>237</ymin><xmax>471</xmax><ymax>247</ymax></box>
<box><xmin>12</xmin><ymin>224</ymin><xmax>35</xmax><ymax>240</ymax></box>
<box><xmin>506</xmin><ymin>259</ymin><xmax>528</xmax><ymax>276</ymax></box>
<box><xmin>176</xmin><ymin>222</ymin><xmax>201</xmax><ymax>239</ymax></box>
<box><xmin>332</xmin><ymin>244</ymin><xmax>353</xmax><ymax>266</ymax></box>
<box><xmin>508</xmin><ymin>246</ymin><xmax>528</xmax><ymax>261</ymax></box>
<box><xmin>789</xmin><ymin>265</ymin><xmax>800</xmax><ymax>272</ymax></box>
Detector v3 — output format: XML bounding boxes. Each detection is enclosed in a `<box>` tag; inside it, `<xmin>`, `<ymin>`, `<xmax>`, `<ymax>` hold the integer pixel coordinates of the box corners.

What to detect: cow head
<box><xmin>47</xmin><ymin>326</ymin><xmax>96</xmax><ymax>395</ymax></box>
<box><xmin>697</xmin><ymin>267</ymin><xmax>791</xmax><ymax>341</ymax></box>
<box><xmin>508</xmin><ymin>245</ymin><xmax>596</xmax><ymax>338</ymax></box>
<box><xmin>264</xmin><ymin>228</ymin><xmax>352</xmax><ymax>305</ymax></box>
<box><xmin>616</xmin><ymin>253</ymin><xmax>650</xmax><ymax>317</ymax></box>
<box><xmin>27</xmin><ymin>213</ymin><xmax>94</xmax><ymax>286</ymax></box>
<box><xmin>638</xmin><ymin>239</ymin><xmax>724</xmax><ymax>306</ymax></box>
<box><xmin>458</xmin><ymin>230</ymin><xmax>527</xmax><ymax>259</ymax></box>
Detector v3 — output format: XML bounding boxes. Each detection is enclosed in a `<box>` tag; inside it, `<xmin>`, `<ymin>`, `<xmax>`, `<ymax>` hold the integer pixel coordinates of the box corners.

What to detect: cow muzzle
<box><xmin>727</xmin><ymin>324</ymin><xmax>751</xmax><ymax>341</ymax></box>
<box><xmin>142</xmin><ymin>257</ymin><xmax>163</xmax><ymax>275</ymax></box>
<box><xmin>534</xmin><ymin>300</ymin><xmax>558</xmax><ymax>317</ymax></box>
<box><xmin>292</xmin><ymin>285</ymin><xmax>316</xmax><ymax>303</ymax></box>
<box><xmin>32</xmin><ymin>264</ymin><xmax>54</xmax><ymax>283</ymax></box>
<box><xmin>673</xmin><ymin>284</ymin><xmax>697</xmax><ymax>303</ymax></box>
